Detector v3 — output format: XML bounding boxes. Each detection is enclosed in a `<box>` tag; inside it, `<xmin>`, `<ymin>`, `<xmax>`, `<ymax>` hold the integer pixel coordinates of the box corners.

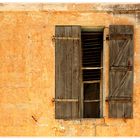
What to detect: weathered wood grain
<box><xmin>55</xmin><ymin>26</ymin><xmax>81</xmax><ymax>119</ymax></box>
<box><xmin>109</xmin><ymin>25</ymin><xmax>134</xmax><ymax>118</ymax></box>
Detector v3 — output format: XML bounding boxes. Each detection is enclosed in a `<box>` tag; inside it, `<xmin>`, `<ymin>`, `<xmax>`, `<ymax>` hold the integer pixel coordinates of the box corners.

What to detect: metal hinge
<box><xmin>106</xmin><ymin>35</ymin><xmax>109</xmax><ymax>40</ymax></box>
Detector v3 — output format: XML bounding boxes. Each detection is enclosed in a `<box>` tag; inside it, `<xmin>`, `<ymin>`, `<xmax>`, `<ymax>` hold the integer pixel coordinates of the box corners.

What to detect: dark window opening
<box><xmin>83</xmin><ymin>69</ymin><xmax>101</xmax><ymax>81</ymax></box>
<box><xmin>84</xmin><ymin>83</ymin><xmax>100</xmax><ymax>118</ymax></box>
<box><xmin>81</xmin><ymin>29</ymin><xmax>103</xmax><ymax>118</ymax></box>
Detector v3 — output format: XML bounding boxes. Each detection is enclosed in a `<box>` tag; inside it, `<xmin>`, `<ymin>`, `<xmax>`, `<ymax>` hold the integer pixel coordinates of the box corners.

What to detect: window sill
<box><xmin>56</xmin><ymin>118</ymin><xmax>106</xmax><ymax>125</ymax></box>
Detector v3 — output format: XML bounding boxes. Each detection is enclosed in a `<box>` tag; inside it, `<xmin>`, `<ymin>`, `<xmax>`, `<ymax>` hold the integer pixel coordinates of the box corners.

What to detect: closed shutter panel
<box><xmin>109</xmin><ymin>25</ymin><xmax>134</xmax><ymax>118</ymax></box>
<box><xmin>55</xmin><ymin>26</ymin><xmax>82</xmax><ymax>119</ymax></box>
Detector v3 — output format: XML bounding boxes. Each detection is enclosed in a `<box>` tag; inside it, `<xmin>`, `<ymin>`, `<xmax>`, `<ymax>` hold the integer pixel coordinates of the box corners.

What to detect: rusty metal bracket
<box><xmin>51</xmin><ymin>98</ymin><xmax>55</xmax><ymax>103</ymax></box>
<box><xmin>105</xmin><ymin>97</ymin><xmax>109</xmax><ymax>102</ymax></box>
<box><xmin>106</xmin><ymin>35</ymin><xmax>109</xmax><ymax>41</ymax></box>
<box><xmin>52</xmin><ymin>35</ymin><xmax>55</xmax><ymax>42</ymax></box>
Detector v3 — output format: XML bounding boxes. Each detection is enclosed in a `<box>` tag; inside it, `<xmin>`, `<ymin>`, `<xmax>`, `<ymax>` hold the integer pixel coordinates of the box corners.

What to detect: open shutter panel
<box><xmin>109</xmin><ymin>25</ymin><xmax>134</xmax><ymax>118</ymax></box>
<box><xmin>55</xmin><ymin>26</ymin><xmax>81</xmax><ymax>119</ymax></box>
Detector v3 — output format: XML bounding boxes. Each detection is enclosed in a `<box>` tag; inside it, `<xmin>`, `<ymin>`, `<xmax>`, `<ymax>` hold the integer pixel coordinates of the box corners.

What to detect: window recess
<box><xmin>81</xmin><ymin>29</ymin><xmax>103</xmax><ymax>118</ymax></box>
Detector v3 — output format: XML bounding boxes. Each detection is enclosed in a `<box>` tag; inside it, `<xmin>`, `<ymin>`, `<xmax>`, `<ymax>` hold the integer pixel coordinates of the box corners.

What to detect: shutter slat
<box><xmin>109</xmin><ymin>25</ymin><xmax>133</xmax><ymax>118</ymax></box>
<box><xmin>55</xmin><ymin>36</ymin><xmax>65</xmax><ymax>119</ymax></box>
<box><xmin>72</xmin><ymin>30</ymin><xmax>81</xmax><ymax>118</ymax></box>
<box><xmin>55</xmin><ymin>26</ymin><xmax>81</xmax><ymax>119</ymax></box>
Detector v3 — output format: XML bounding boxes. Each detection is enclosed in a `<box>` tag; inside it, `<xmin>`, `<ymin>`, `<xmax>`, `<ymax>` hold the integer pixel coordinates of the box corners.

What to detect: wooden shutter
<box><xmin>109</xmin><ymin>25</ymin><xmax>134</xmax><ymax>118</ymax></box>
<box><xmin>55</xmin><ymin>25</ymin><xmax>82</xmax><ymax>119</ymax></box>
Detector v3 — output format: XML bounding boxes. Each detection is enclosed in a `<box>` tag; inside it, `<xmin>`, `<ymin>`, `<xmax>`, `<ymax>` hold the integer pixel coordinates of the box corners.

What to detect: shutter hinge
<box><xmin>52</xmin><ymin>35</ymin><xmax>55</xmax><ymax>42</ymax></box>
<box><xmin>106</xmin><ymin>35</ymin><xmax>109</xmax><ymax>41</ymax></box>
<box><xmin>51</xmin><ymin>98</ymin><xmax>55</xmax><ymax>103</ymax></box>
<box><xmin>105</xmin><ymin>97</ymin><xmax>109</xmax><ymax>102</ymax></box>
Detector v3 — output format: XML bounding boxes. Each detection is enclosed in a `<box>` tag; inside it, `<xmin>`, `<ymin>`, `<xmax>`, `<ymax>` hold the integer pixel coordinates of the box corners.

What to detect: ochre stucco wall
<box><xmin>0</xmin><ymin>3</ymin><xmax>139</xmax><ymax>136</ymax></box>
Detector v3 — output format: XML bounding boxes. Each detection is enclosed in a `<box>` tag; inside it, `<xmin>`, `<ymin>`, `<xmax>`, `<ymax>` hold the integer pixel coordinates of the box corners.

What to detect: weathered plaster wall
<box><xmin>0</xmin><ymin>3</ymin><xmax>139</xmax><ymax>136</ymax></box>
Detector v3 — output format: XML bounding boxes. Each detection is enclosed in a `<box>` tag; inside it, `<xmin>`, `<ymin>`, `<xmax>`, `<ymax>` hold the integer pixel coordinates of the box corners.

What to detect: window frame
<box><xmin>80</xmin><ymin>26</ymin><xmax>105</xmax><ymax>118</ymax></box>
